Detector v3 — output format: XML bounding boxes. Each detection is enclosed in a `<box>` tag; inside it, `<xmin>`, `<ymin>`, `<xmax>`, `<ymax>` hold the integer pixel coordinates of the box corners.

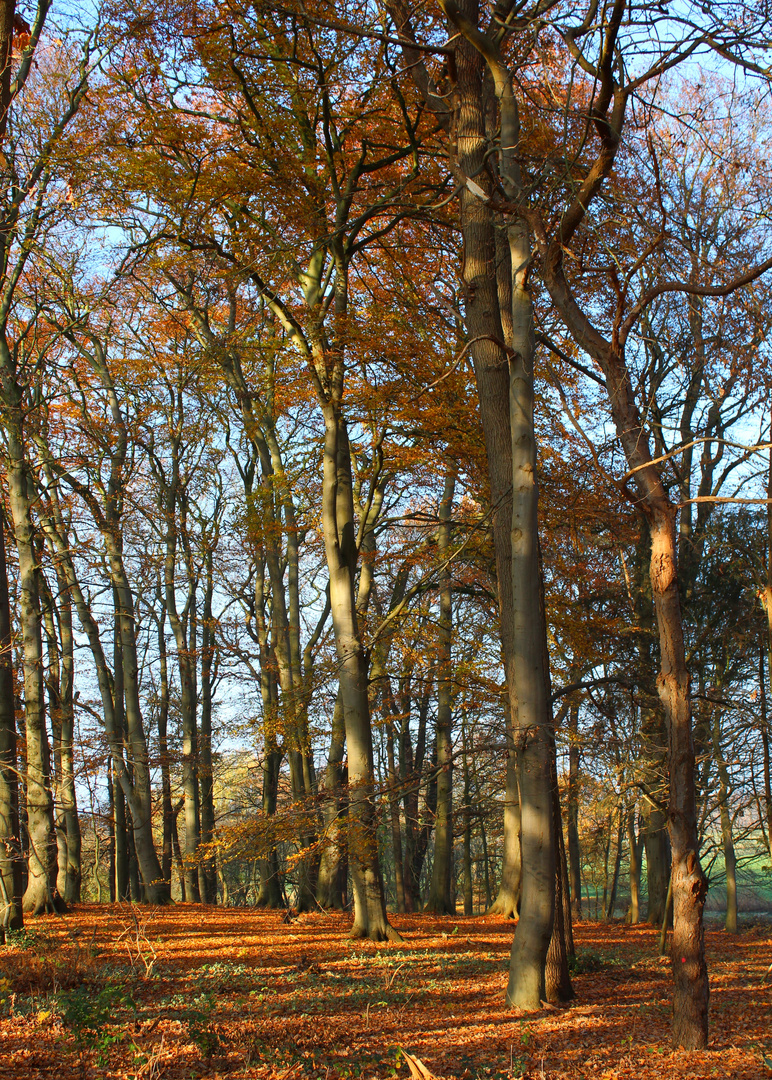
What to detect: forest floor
<box><xmin>0</xmin><ymin>905</ymin><xmax>769</xmax><ymax>1080</ymax></box>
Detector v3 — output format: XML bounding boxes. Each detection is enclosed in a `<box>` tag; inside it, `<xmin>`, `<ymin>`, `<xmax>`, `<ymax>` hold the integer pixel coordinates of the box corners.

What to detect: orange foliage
<box><xmin>0</xmin><ymin>906</ymin><xmax>769</xmax><ymax>1079</ymax></box>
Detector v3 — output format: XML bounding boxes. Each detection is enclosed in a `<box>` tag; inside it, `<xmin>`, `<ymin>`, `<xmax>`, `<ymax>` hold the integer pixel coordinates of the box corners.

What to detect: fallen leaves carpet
<box><xmin>0</xmin><ymin>905</ymin><xmax>769</xmax><ymax>1080</ymax></box>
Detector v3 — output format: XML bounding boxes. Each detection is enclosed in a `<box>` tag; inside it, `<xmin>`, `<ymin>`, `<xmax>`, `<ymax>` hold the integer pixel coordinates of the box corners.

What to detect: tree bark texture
<box><xmin>567</xmin><ymin>700</ymin><xmax>582</xmax><ymax>921</ymax></box>
<box><xmin>5</xmin><ymin>434</ymin><xmax>60</xmax><ymax>914</ymax></box>
<box><xmin>488</xmin><ymin>740</ymin><xmax>521</xmax><ymax>917</ymax></box>
<box><xmin>321</xmin><ymin>409</ymin><xmax>396</xmax><ymax>940</ymax></box>
<box><xmin>316</xmin><ymin>688</ymin><xmax>347</xmax><ymax>910</ymax></box>
<box><xmin>542</xmin><ymin>226</ymin><xmax>709</xmax><ymax>1047</ymax></box>
<box><xmin>425</xmin><ymin>467</ymin><xmax>456</xmax><ymax>914</ymax></box>
<box><xmin>0</xmin><ymin>503</ymin><xmax>22</xmax><ymax>933</ymax></box>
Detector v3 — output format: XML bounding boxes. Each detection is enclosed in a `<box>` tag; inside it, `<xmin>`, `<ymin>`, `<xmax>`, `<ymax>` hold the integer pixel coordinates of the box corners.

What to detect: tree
<box><xmin>0</xmin><ymin>502</ymin><xmax>22</xmax><ymax>933</ymax></box>
<box><xmin>0</xmin><ymin>0</ymin><xmax>99</xmax><ymax>913</ymax></box>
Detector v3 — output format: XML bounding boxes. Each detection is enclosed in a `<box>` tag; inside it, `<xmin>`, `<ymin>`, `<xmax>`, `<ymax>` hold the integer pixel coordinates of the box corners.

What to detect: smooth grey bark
<box><xmin>567</xmin><ymin>699</ymin><xmax>582</xmax><ymax>921</ymax></box>
<box><xmin>255</xmin><ymin>747</ymin><xmax>282</xmax><ymax>909</ymax></box>
<box><xmin>400</xmin><ymin>662</ymin><xmax>435</xmax><ymax>911</ymax></box>
<box><xmin>644</xmin><ymin>805</ymin><xmax>671</xmax><ymax>925</ymax></box>
<box><xmin>316</xmin><ymin>688</ymin><xmax>347</xmax><ymax>909</ymax></box>
<box><xmin>388</xmin><ymin>0</ymin><xmax>525</xmax><ymax>926</ymax></box>
<box><xmin>461</xmin><ymin>716</ymin><xmax>473</xmax><ymax>915</ymax></box>
<box><xmin>155</xmin><ymin>598</ymin><xmax>174</xmax><ymax>893</ymax></box>
<box><xmin>321</xmin><ymin>408</ymin><xmax>396</xmax><ymax>940</ymax></box>
<box><xmin>199</xmin><ymin>545</ymin><xmax>217</xmax><ymax>903</ymax></box>
<box><xmin>490</xmin><ymin>46</ymin><xmax>555</xmax><ymax>1011</ymax></box>
<box><xmin>5</xmin><ymin>433</ymin><xmax>59</xmax><ymax>914</ymax></box>
<box><xmin>626</xmin><ymin>809</ymin><xmax>643</xmax><ymax>925</ymax></box>
<box><xmin>40</xmin><ymin>570</ymin><xmax>80</xmax><ymax>903</ymax></box>
<box><xmin>418</xmin><ymin>0</ymin><xmax>555</xmax><ymax>1007</ymax></box>
<box><xmin>252</xmin><ymin>552</ymin><xmax>286</xmax><ymax>910</ymax></box>
<box><xmin>112</xmin><ymin>625</ymin><xmax>130</xmax><ymax>901</ymax></box>
<box><xmin>0</xmin><ymin>0</ymin><xmax>90</xmax><ymax>916</ymax></box>
<box><xmin>385</xmin><ymin>717</ymin><xmax>406</xmax><ymax>913</ymax></box>
<box><xmin>37</xmin><ymin>464</ymin><xmax>168</xmax><ymax>902</ymax></box>
<box><xmin>759</xmin><ymin>648</ymin><xmax>772</xmax><ymax>866</ymax></box>
<box><xmin>0</xmin><ymin>503</ymin><xmax>22</xmax><ymax>933</ymax></box>
<box><xmin>425</xmin><ymin>466</ymin><xmax>456</xmax><ymax>914</ymax></box>
<box><xmin>159</xmin><ymin>463</ymin><xmax>201</xmax><ymax>903</ymax></box>
<box><xmin>317</xmin><ymin>468</ymin><xmax>387</xmax><ymax>910</ymax></box>
<box><xmin>488</xmin><ymin>736</ymin><xmax>521</xmax><ymax>917</ymax></box>
<box><xmin>0</xmin><ymin>0</ymin><xmax>90</xmax><ymax>913</ymax></box>
<box><xmin>452</xmin><ymin>27</ymin><xmax>524</xmax><ymax>926</ymax></box>
<box><xmin>54</xmin><ymin>567</ymin><xmax>80</xmax><ymax>903</ymax></box>
<box><xmin>604</xmin><ymin>803</ymin><xmax>624</xmax><ymax>921</ymax></box>
<box><xmin>111</xmin><ymin>755</ymin><xmax>129</xmax><ymax>901</ymax></box>
<box><xmin>762</xmin><ymin>438</ymin><xmax>772</xmax><ymax>861</ymax></box>
<box><xmin>179</xmin><ymin>296</ymin><xmax>319</xmax><ymax>908</ymax></box>
<box><xmin>545</xmin><ymin>782</ymin><xmax>573</xmax><ymax>1002</ymax></box>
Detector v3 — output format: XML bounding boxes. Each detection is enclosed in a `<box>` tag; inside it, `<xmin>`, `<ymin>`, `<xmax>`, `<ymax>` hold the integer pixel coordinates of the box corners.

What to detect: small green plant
<box><xmin>0</xmin><ymin>976</ymin><xmax>12</xmax><ymax>1015</ymax></box>
<box><xmin>184</xmin><ymin>991</ymin><xmax>220</xmax><ymax>1063</ymax></box>
<box><xmin>4</xmin><ymin>926</ymin><xmax>46</xmax><ymax>950</ymax></box>
<box><xmin>568</xmin><ymin>949</ymin><xmax>611</xmax><ymax>975</ymax></box>
<box><xmin>58</xmin><ymin>982</ymin><xmax>136</xmax><ymax>1065</ymax></box>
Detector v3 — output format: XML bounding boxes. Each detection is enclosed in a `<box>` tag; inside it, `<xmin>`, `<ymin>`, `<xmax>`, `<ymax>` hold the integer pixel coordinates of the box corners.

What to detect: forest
<box><xmin>0</xmin><ymin>0</ymin><xmax>771</xmax><ymax>1076</ymax></box>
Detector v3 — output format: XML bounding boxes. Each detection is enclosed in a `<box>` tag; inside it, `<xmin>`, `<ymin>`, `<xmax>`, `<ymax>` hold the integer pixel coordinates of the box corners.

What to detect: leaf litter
<box><xmin>0</xmin><ymin>905</ymin><xmax>769</xmax><ymax>1080</ymax></box>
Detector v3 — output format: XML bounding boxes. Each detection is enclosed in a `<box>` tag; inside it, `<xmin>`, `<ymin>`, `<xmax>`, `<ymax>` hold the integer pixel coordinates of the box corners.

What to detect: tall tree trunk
<box><xmin>545</xmin><ymin>797</ymin><xmax>573</xmax><ymax>1003</ymax></box>
<box><xmin>452</xmin><ymin>17</ymin><xmax>558</xmax><ymax>1005</ymax></box>
<box><xmin>626</xmin><ymin>809</ymin><xmax>643</xmax><ymax>925</ymax></box>
<box><xmin>386</xmin><ymin>718</ymin><xmax>406</xmax><ymax>914</ymax></box>
<box><xmin>505</xmin><ymin>241</ymin><xmax>555</xmax><ymax>1008</ymax></box>
<box><xmin>391</xmin><ymin>0</ymin><xmax>546</xmax><ymax>987</ymax></box>
<box><xmin>53</xmin><ymin>566</ymin><xmax>80</xmax><ymax>902</ymax></box>
<box><xmin>605</xmin><ymin>803</ymin><xmax>624</xmax><ymax>921</ymax></box>
<box><xmin>0</xmin><ymin>503</ymin><xmax>22</xmax><ymax>933</ymax></box>
<box><xmin>545</xmin><ymin>718</ymin><xmax>574</xmax><ymax>1002</ymax></box>
<box><xmin>762</xmin><ymin>431</ymin><xmax>772</xmax><ymax>861</ymax></box>
<box><xmin>426</xmin><ymin>467</ymin><xmax>456</xmax><ymax>914</ymax></box>
<box><xmin>41</xmin><ymin>571</ymin><xmax>80</xmax><ymax>905</ymax></box>
<box><xmin>110</xmin><ymin>559</ymin><xmax>167</xmax><ymax>901</ymax></box>
<box><xmin>461</xmin><ymin>716</ymin><xmax>473</xmax><ymax>915</ymax></box>
<box><xmin>255</xmin><ymin>745</ymin><xmax>283</xmax><ymax>908</ymax></box>
<box><xmin>644</xmin><ymin>805</ymin><xmax>671</xmax><ymax>925</ymax></box>
<box><xmin>405</xmin><ymin>677</ymin><xmax>435</xmax><ymax>910</ymax></box>
<box><xmin>37</xmin><ymin>484</ymin><xmax>167</xmax><ymax>901</ymax></box>
<box><xmin>454</xmin><ymin>36</ymin><xmax>529</xmax><ymax>930</ymax></box>
<box><xmin>541</xmin><ymin>239</ymin><xmax>710</xmax><ymax>1042</ymax></box>
<box><xmin>107</xmin><ymin>757</ymin><xmax>115</xmax><ymax>902</ymax></box>
<box><xmin>648</xmin><ymin>512</ymin><xmax>708</xmax><ymax>1044</ymax></box>
<box><xmin>112</xmin><ymin>607</ymin><xmax>131</xmax><ymax>901</ymax></box>
<box><xmin>400</xmin><ymin>697</ymin><xmax>420</xmax><ymax>913</ymax></box>
<box><xmin>760</xmin><ymin>647</ymin><xmax>772</xmax><ymax>864</ymax></box>
<box><xmin>251</xmin><ymin>554</ymin><xmax>286</xmax><ymax>909</ymax></box>
<box><xmin>488</xmin><ymin>738</ymin><xmax>521</xmax><ymax>916</ymax></box>
<box><xmin>5</xmin><ymin>443</ymin><xmax>60</xmax><ymax>914</ymax></box>
<box><xmin>112</xmin><ymin>757</ymin><xmax>129</xmax><ymax>902</ymax></box>
<box><xmin>316</xmin><ymin>688</ymin><xmax>347</xmax><ymax>909</ymax></box>
<box><xmin>567</xmin><ymin>699</ymin><xmax>582</xmax><ymax>921</ymax></box>
<box><xmin>156</xmin><ymin>603</ymin><xmax>174</xmax><ymax>894</ymax></box>
<box><xmin>199</xmin><ymin>548</ymin><xmax>217</xmax><ymax>904</ymax></box>
<box><xmin>162</xmin><ymin>481</ymin><xmax>201</xmax><ymax>903</ymax></box>
<box><xmin>321</xmin><ymin>409</ymin><xmax>396</xmax><ymax>940</ymax></box>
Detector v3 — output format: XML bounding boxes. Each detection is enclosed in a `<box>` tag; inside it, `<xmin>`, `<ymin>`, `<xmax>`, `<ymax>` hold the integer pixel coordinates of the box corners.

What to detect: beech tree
<box><xmin>0</xmin><ymin>0</ymin><xmax>101</xmax><ymax>913</ymax></box>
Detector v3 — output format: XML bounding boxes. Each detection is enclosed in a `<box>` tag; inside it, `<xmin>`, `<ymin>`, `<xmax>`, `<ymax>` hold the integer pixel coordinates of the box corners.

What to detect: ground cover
<box><xmin>0</xmin><ymin>905</ymin><xmax>769</xmax><ymax>1080</ymax></box>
